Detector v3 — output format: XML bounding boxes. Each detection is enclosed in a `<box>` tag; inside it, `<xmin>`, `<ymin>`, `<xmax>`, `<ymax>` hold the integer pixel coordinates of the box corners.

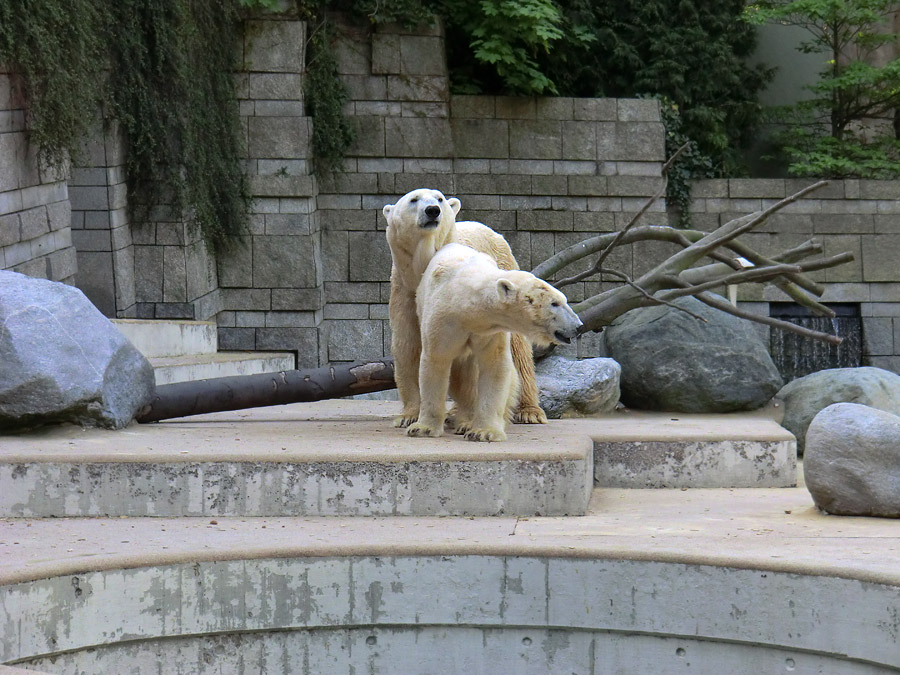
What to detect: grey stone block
<box><xmin>863</xmin><ymin>317</ymin><xmax>894</xmax><ymax>356</ymax></box>
<box><xmin>729</xmin><ymin>178</ymin><xmax>785</xmax><ymax>199</ymax></box>
<box><xmin>509</xmin><ymin>120</ymin><xmax>561</xmax><ymax>159</ymax></box>
<box><xmin>387</xmin><ymin>75</ymin><xmax>447</xmax><ymax>102</ymax></box>
<box><xmin>450</xmin><ymin>95</ymin><xmax>495</xmax><ymax>118</ymax></box>
<box><xmin>348</xmin><ymin>231</ymin><xmax>392</xmax><ymax>282</ymax></box>
<box><xmin>859</xmin><ymin>180</ymin><xmax>900</xmax><ymax>199</ymax></box>
<box><xmin>451</xmin><ymin>119</ymin><xmax>508</xmax><ymax>158</ymax></box>
<box><xmin>49</xmin><ymin>246</ymin><xmax>78</xmax><ymax>282</ymax></box>
<box><xmin>322</xmin><ymin>230</ymin><xmax>349</xmax><ymax>281</ymax></box>
<box><xmin>516</xmin><ymin>211</ymin><xmax>572</xmax><ymax>231</ymax></box>
<box><xmin>134</xmin><ymin>246</ymin><xmax>163</xmax><ymax>303</ymax></box>
<box><xmin>561</xmin><ymin>121</ymin><xmax>596</xmax><ymax>160</ymax></box>
<box><xmin>248</xmin><ymin>72</ymin><xmax>303</xmax><ymax>100</ymax></box>
<box><xmin>348</xmin><ymin>116</ymin><xmax>386</xmax><ymax>157</ymax></box>
<box><xmin>608</xmin><ymin>175</ymin><xmax>665</xmax><ymax>197</ymax></box>
<box><xmin>0</xmin><ymin>133</ymin><xmax>20</xmax><ymax>192</ymax></box>
<box><xmin>72</xmin><ymin>229</ymin><xmax>111</xmax><ymax>252</ymax></box>
<box><xmin>532</xmin><ymin>175</ymin><xmax>568</xmax><ymax>196</ymax></box>
<box><xmin>862</xmin><ymin>235</ymin><xmax>900</xmax><ymax>282</ymax></box>
<box><xmin>256</xmin><ymin>326</ymin><xmax>318</xmax><ymax>356</ymax></box>
<box><xmin>217</xmin><ymin>326</ymin><xmax>256</xmax><ymax>351</ymax></box>
<box><xmin>372</xmin><ymin>33</ymin><xmax>400</xmax><ymax>74</ymax></box>
<box><xmin>617</xmin><ymin>98</ymin><xmax>660</xmax><ymax>122</ymax></box>
<box><xmin>222</xmin><ymin>288</ymin><xmax>271</xmax><ymax>310</ymax></box>
<box><xmin>568</xmin><ymin>176</ymin><xmax>608</xmax><ymax>197</ymax></box>
<box><xmin>327</xmin><ymin>318</ymin><xmax>384</xmax><ymax>361</ymax></box>
<box><xmin>248</xmin><ymin>116</ymin><xmax>311</xmax><ymax>159</ymax></box>
<box><xmin>244</xmin><ymin>20</ymin><xmax>306</xmax><ymax>73</ymax></box>
<box><xmin>495</xmin><ymin>97</ymin><xmax>535</xmax><ymax>119</ymax></box>
<box><xmin>253</xmin><ymin>234</ymin><xmax>320</xmax><ymax>288</ymax></box>
<box><xmin>272</xmin><ymin>287</ymin><xmax>325</xmax><ymax>311</ymax></box>
<box><xmin>74</xmin><ymin>251</ymin><xmax>116</xmax><ymax>316</ymax></box>
<box><xmin>385</xmin><ymin>117</ymin><xmax>452</xmax><ymax>157</ymax></box>
<box><xmin>163</xmin><ymin>246</ymin><xmax>187</xmax><ymax>303</ymax></box>
<box><xmin>0</xmin><ymin>212</ymin><xmax>19</xmax><ymax>247</ymax></box>
<box><xmin>535</xmin><ymin>97</ymin><xmax>574</xmax><ymax>120</ymax></box>
<box><xmin>573</xmin><ymin>98</ymin><xmax>617</xmax><ymax>121</ymax></box>
<box><xmin>68</xmin><ymin>185</ymin><xmax>109</xmax><ymax>211</ymax></box>
<box><xmin>613</xmin><ymin>122</ymin><xmax>665</xmax><ymax>161</ymax></box>
<box><xmin>254</xmin><ymin>100</ymin><xmax>305</xmax><ymax>117</ymax></box>
<box><xmin>400</xmin><ymin>35</ymin><xmax>446</xmax><ymax>76</ymax></box>
<box><xmin>325</xmin><ymin>281</ymin><xmax>381</xmax><ymax>303</ymax></box>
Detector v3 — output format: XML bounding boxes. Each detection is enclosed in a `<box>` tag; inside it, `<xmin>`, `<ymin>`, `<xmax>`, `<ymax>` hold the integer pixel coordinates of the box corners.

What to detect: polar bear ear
<box><xmin>382</xmin><ymin>204</ymin><xmax>394</xmax><ymax>221</ymax></box>
<box><xmin>447</xmin><ymin>197</ymin><xmax>461</xmax><ymax>216</ymax></box>
<box><xmin>497</xmin><ymin>278</ymin><xmax>516</xmax><ymax>300</ymax></box>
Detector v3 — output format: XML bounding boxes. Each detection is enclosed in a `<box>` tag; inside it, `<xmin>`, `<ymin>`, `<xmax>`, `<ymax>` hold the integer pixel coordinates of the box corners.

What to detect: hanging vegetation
<box><xmin>0</xmin><ymin>0</ymin><xmax>250</xmax><ymax>250</ymax></box>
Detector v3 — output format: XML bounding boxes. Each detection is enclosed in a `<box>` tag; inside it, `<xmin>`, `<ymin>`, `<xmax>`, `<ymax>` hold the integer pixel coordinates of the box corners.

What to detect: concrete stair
<box><xmin>112</xmin><ymin>319</ymin><xmax>295</xmax><ymax>385</ymax></box>
<box><xmin>0</xmin><ymin>402</ymin><xmax>796</xmax><ymax>519</ymax></box>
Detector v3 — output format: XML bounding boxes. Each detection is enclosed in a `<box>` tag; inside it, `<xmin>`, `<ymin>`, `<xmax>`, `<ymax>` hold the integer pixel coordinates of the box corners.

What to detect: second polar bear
<box><xmin>407</xmin><ymin>243</ymin><xmax>582</xmax><ymax>442</ymax></box>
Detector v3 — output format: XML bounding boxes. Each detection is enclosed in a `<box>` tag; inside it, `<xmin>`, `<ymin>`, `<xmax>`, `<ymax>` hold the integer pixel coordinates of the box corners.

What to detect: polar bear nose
<box><xmin>424</xmin><ymin>205</ymin><xmax>441</xmax><ymax>219</ymax></box>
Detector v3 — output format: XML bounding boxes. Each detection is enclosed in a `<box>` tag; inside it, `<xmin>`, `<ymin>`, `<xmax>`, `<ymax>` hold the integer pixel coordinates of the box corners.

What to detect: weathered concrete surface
<box><xmin>568</xmin><ymin>408</ymin><xmax>797</xmax><ymax>488</ymax></box>
<box><xmin>0</xmin><ymin>401</ymin><xmax>592</xmax><ymax>517</ymax></box>
<box><xmin>1</xmin><ymin>487</ymin><xmax>899</xmax><ymax>672</ymax></box>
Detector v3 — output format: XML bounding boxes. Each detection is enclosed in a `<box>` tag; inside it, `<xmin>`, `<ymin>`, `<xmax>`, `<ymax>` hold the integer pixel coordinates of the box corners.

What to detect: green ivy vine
<box><xmin>0</xmin><ymin>0</ymin><xmax>250</xmax><ymax>251</ymax></box>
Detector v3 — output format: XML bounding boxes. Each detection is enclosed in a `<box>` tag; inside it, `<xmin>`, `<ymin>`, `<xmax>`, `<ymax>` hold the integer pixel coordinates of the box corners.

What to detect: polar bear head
<box><xmin>497</xmin><ymin>271</ymin><xmax>583</xmax><ymax>347</ymax></box>
<box><xmin>383</xmin><ymin>188</ymin><xmax>461</xmax><ymax>240</ymax></box>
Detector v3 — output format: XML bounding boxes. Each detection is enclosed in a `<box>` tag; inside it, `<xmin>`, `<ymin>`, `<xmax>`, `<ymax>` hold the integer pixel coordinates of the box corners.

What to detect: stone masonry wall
<box><xmin>308</xmin><ymin>17</ymin><xmax>666</xmax><ymax>367</ymax></box>
<box><xmin>0</xmin><ymin>70</ymin><xmax>77</xmax><ymax>285</ymax></box>
<box><xmin>689</xmin><ymin>179</ymin><xmax>900</xmax><ymax>372</ymax></box>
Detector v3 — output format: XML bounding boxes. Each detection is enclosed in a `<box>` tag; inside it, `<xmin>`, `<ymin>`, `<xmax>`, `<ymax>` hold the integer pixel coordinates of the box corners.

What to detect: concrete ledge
<box><xmin>112</xmin><ymin>319</ymin><xmax>217</xmax><ymax>358</ymax></box>
<box><xmin>567</xmin><ymin>410</ymin><xmax>797</xmax><ymax>488</ymax></box>
<box><xmin>0</xmin><ymin>402</ymin><xmax>592</xmax><ymax>517</ymax></box>
<box><xmin>150</xmin><ymin>351</ymin><xmax>297</xmax><ymax>385</ymax></box>
<box><xmin>2</xmin><ymin>553</ymin><xmax>898</xmax><ymax>672</ymax></box>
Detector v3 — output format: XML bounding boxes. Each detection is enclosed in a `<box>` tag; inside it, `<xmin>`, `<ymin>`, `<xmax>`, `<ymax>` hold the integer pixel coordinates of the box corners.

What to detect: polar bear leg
<box><xmin>448</xmin><ymin>354</ymin><xmax>477</xmax><ymax>435</ymax></box>
<box><xmin>510</xmin><ymin>333</ymin><xmax>547</xmax><ymax>424</ymax></box>
<box><xmin>389</xmin><ymin>280</ymin><xmax>421</xmax><ymax>428</ymax></box>
<box><xmin>407</xmin><ymin>344</ymin><xmax>458</xmax><ymax>438</ymax></box>
<box><xmin>465</xmin><ymin>335</ymin><xmax>515</xmax><ymax>442</ymax></box>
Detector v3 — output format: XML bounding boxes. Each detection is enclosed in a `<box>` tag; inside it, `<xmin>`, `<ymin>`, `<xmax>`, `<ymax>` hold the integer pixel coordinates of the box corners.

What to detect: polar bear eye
<box><xmin>410</xmin><ymin>197</ymin><xmax>419</xmax><ymax>203</ymax></box>
<box><xmin>551</xmin><ymin>301</ymin><xmax>561</xmax><ymax>308</ymax></box>
<box><xmin>437</xmin><ymin>197</ymin><xmax>443</xmax><ymax>202</ymax></box>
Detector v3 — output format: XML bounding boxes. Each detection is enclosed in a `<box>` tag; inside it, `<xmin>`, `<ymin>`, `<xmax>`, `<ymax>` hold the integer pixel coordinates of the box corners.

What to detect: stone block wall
<box><xmin>216</xmin><ymin>14</ymin><xmax>322</xmax><ymax>367</ymax></box>
<box><xmin>0</xmin><ymin>71</ymin><xmax>77</xmax><ymax>285</ymax></box>
<box><xmin>317</xmin><ymin>17</ymin><xmax>667</xmax><ymax>365</ymax></box>
<box><xmin>689</xmin><ymin>179</ymin><xmax>900</xmax><ymax>372</ymax></box>
<box><xmin>69</xmin><ymin>118</ymin><xmax>135</xmax><ymax>317</ymax></box>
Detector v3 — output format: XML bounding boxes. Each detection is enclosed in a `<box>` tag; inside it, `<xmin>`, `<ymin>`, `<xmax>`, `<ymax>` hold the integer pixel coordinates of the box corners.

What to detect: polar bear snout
<box><xmin>418</xmin><ymin>204</ymin><xmax>441</xmax><ymax>229</ymax></box>
<box><xmin>552</xmin><ymin>309</ymin><xmax>582</xmax><ymax>345</ymax></box>
<box><xmin>424</xmin><ymin>205</ymin><xmax>441</xmax><ymax>218</ymax></box>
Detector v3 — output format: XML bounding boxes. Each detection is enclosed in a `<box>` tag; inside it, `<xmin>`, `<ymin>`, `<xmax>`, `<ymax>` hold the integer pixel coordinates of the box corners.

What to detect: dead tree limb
<box><xmin>137</xmin><ymin>358</ymin><xmax>396</xmax><ymax>423</ymax></box>
<box><xmin>531</xmin><ymin>173</ymin><xmax>855</xmax><ymax>345</ymax></box>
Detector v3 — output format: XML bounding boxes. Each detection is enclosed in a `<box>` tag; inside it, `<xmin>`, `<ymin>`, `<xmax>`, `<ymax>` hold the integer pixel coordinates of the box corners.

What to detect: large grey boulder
<box><xmin>777</xmin><ymin>367</ymin><xmax>900</xmax><ymax>455</ymax></box>
<box><xmin>603</xmin><ymin>296</ymin><xmax>783</xmax><ymax>413</ymax></box>
<box><xmin>0</xmin><ymin>271</ymin><xmax>155</xmax><ymax>430</ymax></box>
<box><xmin>805</xmin><ymin>403</ymin><xmax>900</xmax><ymax>517</ymax></box>
<box><xmin>535</xmin><ymin>355</ymin><xmax>620</xmax><ymax>419</ymax></box>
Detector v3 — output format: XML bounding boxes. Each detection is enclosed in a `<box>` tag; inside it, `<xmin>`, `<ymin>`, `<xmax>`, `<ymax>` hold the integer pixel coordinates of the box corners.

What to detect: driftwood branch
<box><xmin>530</xmin><ymin>168</ymin><xmax>855</xmax><ymax>345</ymax></box>
<box><xmin>137</xmin><ymin>359</ymin><xmax>396</xmax><ymax>423</ymax></box>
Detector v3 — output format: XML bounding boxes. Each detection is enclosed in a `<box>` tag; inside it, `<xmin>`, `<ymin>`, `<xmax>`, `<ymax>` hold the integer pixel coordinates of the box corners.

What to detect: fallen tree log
<box><xmin>136</xmin><ymin>358</ymin><xmax>396</xmax><ymax>423</ymax></box>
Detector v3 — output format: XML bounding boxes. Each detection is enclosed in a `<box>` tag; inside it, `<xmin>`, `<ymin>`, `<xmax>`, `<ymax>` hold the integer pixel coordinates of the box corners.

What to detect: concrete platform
<box><xmin>0</xmin><ymin>401</ymin><xmax>593</xmax><ymax>518</ymax></box>
<box><xmin>1</xmin><ymin>488</ymin><xmax>898</xmax><ymax>673</ymax></box>
<box><xmin>149</xmin><ymin>351</ymin><xmax>297</xmax><ymax>386</ymax></box>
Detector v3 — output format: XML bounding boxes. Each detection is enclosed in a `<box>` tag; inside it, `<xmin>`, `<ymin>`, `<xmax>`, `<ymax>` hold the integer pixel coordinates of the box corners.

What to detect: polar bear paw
<box><xmin>393</xmin><ymin>414</ymin><xmax>418</xmax><ymax>429</ymax></box>
<box><xmin>513</xmin><ymin>406</ymin><xmax>548</xmax><ymax>425</ymax></box>
<box><xmin>464</xmin><ymin>427</ymin><xmax>507</xmax><ymax>442</ymax></box>
<box><xmin>407</xmin><ymin>421</ymin><xmax>443</xmax><ymax>438</ymax></box>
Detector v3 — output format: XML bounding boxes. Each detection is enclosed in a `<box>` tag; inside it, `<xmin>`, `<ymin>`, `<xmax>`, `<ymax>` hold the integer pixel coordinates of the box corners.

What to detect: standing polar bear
<box><xmin>408</xmin><ymin>243</ymin><xmax>582</xmax><ymax>441</ymax></box>
<box><xmin>383</xmin><ymin>188</ymin><xmax>549</xmax><ymax>429</ymax></box>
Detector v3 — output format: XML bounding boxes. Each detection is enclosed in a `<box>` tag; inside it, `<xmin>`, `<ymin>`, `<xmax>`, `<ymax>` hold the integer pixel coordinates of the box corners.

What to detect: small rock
<box><xmin>0</xmin><ymin>271</ymin><xmax>155</xmax><ymax>430</ymax></box>
<box><xmin>535</xmin><ymin>355</ymin><xmax>620</xmax><ymax>419</ymax></box>
<box><xmin>777</xmin><ymin>367</ymin><xmax>900</xmax><ymax>454</ymax></box>
<box><xmin>805</xmin><ymin>403</ymin><xmax>900</xmax><ymax>517</ymax></box>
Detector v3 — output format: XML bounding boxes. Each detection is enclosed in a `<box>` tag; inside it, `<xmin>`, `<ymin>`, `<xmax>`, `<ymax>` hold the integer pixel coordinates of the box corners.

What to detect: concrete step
<box><xmin>151</xmin><ymin>352</ymin><xmax>296</xmax><ymax>386</ymax></box>
<box><xmin>112</xmin><ymin>319</ymin><xmax>218</xmax><ymax>358</ymax></box>
<box><xmin>567</xmin><ymin>409</ymin><xmax>797</xmax><ymax>489</ymax></box>
<box><xmin>0</xmin><ymin>401</ymin><xmax>593</xmax><ymax>518</ymax></box>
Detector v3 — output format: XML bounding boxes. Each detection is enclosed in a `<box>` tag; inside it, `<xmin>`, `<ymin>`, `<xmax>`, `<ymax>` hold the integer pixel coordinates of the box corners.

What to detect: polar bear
<box><xmin>407</xmin><ymin>243</ymin><xmax>582</xmax><ymax>441</ymax></box>
<box><xmin>383</xmin><ymin>188</ymin><xmax>547</xmax><ymax>429</ymax></box>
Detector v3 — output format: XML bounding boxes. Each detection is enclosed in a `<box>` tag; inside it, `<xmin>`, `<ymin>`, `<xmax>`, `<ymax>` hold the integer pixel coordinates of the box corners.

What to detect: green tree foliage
<box><xmin>542</xmin><ymin>1</ymin><xmax>773</xmax><ymax>176</ymax></box>
<box><xmin>746</xmin><ymin>0</ymin><xmax>900</xmax><ymax>178</ymax></box>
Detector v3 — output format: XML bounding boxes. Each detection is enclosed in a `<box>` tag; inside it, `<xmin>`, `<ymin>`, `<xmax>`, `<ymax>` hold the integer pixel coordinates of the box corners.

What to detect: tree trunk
<box><xmin>137</xmin><ymin>359</ymin><xmax>396</xmax><ymax>423</ymax></box>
